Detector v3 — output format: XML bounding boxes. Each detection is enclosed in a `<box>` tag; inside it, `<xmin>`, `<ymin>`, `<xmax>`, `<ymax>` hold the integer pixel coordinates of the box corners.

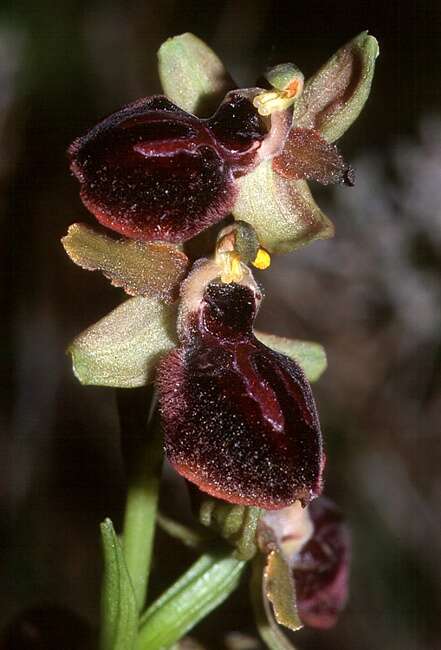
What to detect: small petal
<box><xmin>254</xmin><ymin>332</ymin><xmax>327</xmax><ymax>382</ymax></box>
<box><xmin>273</xmin><ymin>127</ymin><xmax>354</xmax><ymax>186</ymax></box>
<box><xmin>158</xmin><ymin>32</ymin><xmax>234</xmax><ymax>116</ymax></box>
<box><xmin>233</xmin><ymin>160</ymin><xmax>334</xmax><ymax>254</ymax></box>
<box><xmin>62</xmin><ymin>223</ymin><xmax>188</xmax><ymax>302</ymax></box>
<box><xmin>293</xmin><ymin>32</ymin><xmax>379</xmax><ymax>143</ymax></box>
<box><xmin>293</xmin><ymin>497</ymin><xmax>350</xmax><ymax>629</ymax></box>
<box><xmin>69</xmin><ymin>297</ymin><xmax>177</xmax><ymax>387</ymax></box>
<box><xmin>158</xmin><ymin>263</ymin><xmax>324</xmax><ymax>509</ymax></box>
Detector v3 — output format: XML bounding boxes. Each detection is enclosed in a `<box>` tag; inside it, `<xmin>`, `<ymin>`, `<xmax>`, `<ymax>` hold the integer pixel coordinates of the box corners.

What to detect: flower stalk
<box><xmin>118</xmin><ymin>386</ymin><xmax>163</xmax><ymax>611</ymax></box>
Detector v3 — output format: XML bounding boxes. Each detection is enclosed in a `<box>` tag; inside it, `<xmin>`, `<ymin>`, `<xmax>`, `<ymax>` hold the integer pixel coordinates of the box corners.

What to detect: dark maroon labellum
<box><xmin>158</xmin><ymin>280</ymin><xmax>324</xmax><ymax>509</ymax></box>
<box><xmin>68</xmin><ymin>94</ymin><xmax>268</xmax><ymax>243</ymax></box>
<box><xmin>294</xmin><ymin>497</ymin><xmax>350</xmax><ymax>629</ymax></box>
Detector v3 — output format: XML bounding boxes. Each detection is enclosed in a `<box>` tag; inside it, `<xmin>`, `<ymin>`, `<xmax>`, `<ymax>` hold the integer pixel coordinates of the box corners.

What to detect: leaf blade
<box><xmin>100</xmin><ymin>518</ymin><xmax>138</xmax><ymax>650</ymax></box>
<box><xmin>136</xmin><ymin>551</ymin><xmax>246</xmax><ymax>650</ymax></box>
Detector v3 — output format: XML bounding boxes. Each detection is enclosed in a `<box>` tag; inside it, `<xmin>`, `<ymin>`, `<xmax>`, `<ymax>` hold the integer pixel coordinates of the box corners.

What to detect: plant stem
<box><xmin>117</xmin><ymin>386</ymin><xmax>163</xmax><ymax>612</ymax></box>
<box><xmin>136</xmin><ymin>550</ymin><xmax>246</xmax><ymax>650</ymax></box>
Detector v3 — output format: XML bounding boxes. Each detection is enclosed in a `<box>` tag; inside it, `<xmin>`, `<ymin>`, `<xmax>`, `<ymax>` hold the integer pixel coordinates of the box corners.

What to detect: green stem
<box><xmin>136</xmin><ymin>550</ymin><xmax>246</xmax><ymax>650</ymax></box>
<box><xmin>118</xmin><ymin>387</ymin><xmax>163</xmax><ymax>612</ymax></box>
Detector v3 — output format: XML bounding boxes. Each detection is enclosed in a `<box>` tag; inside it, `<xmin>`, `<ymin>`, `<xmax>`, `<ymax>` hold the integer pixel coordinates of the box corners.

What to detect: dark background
<box><xmin>1</xmin><ymin>1</ymin><xmax>440</xmax><ymax>648</ymax></box>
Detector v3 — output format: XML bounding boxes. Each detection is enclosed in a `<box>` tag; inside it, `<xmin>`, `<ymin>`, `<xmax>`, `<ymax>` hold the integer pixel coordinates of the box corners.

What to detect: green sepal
<box><xmin>199</xmin><ymin>499</ymin><xmax>261</xmax><ymax>561</ymax></box>
<box><xmin>100</xmin><ymin>518</ymin><xmax>138</xmax><ymax>650</ymax></box>
<box><xmin>158</xmin><ymin>33</ymin><xmax>234</xmax><ymax>116</ymax></box>
<box><xmin>69</xmin><ymin>297</ymin><xmax>177</xmax><ymax>387</ymax></box>
<box><xmin>62</xmin><ymin>223</ymin><xmax>188</xmax><ymax>303</ymax></box>
<box><xmin>293</xmin><ymin>31</ymin><xmax>379</xmax><ymax>143</ymax></box>
<box><xmin>255</xmin><ymin>332</ymin><xmax>327</xmax><ymax>382</ymax></box>
<box><xmin>233</xmin><ymin>160</ymin><xmax>333</xmax><ymax>254</ymax></box>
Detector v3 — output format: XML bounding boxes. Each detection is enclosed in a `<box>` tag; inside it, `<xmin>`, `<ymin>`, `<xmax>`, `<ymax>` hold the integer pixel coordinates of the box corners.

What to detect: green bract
<box><xmin>251</xmin><ymin>555</ymin><xmax>300</xmax><ymax>650</ymax></box>
<box><xmin>264</xmin><ymin>550</ymin><xmax>302</xmax><ymax>632</ymax></box>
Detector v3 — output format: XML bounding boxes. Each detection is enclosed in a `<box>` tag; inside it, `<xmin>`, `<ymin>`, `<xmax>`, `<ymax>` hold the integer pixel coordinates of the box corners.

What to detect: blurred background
<box><xmin>1</xmin><ymin>1</ymin><xmax>440</xmax><ymax>648</ymax></box>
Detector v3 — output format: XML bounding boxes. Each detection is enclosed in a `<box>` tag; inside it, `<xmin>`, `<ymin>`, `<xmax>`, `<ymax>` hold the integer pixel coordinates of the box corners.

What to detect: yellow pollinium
<box><xmin>252</xmin><ymin>247</ymin><xmax>271</xmax><ymax>270</ymax></box>
<box><xmin>215</xmin><ymin>227</ymin><xmax>271</xmax><ymax>283</ymax></box>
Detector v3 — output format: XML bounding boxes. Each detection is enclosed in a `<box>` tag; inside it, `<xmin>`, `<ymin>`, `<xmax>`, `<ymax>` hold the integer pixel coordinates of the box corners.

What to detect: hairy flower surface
<box><xmin>157</xmin><ymin>261</ymin><xmax>323</xmax><ymax>509</ymax></box>
<box><xmin>69</xmin><ymin>92</ymin><xmax>278</xmax><ymax>243</ymax></box>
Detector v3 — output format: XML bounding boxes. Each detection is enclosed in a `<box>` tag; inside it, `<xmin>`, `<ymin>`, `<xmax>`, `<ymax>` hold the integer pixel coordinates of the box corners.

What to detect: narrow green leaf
<box><xmin>158</xmin><ymin>33</ymin><xmax>234</xmax><ymax>116</ymax></box>
<box><xmin>139</xmin><ymin>554</ymin><xmax>214</xmax><ymax>625</ymax></box>
<box><xmin>233</xmin><ymin>160</ymin><xmax>333</xmax><ymax>254</ymax></box>
<box><xmin>255</xmin><ymin>332</ymin><xmax>327</xmax><ymax>382</ymax></box>
<box><xmin>69</xmin><ymin>297</ymin><xmax>177</xmax><ymax>387</ymax></box>
<box><xmin>293</xmin><ymin>32</ymin><xmax>379</xmax><ymax>143</ymax></box>
<box><xmin>62</xmin><ymin>223</ymin><xmax>188</xmax><ymax>302</ymax></box>
<box><xmin>100</xmin><ymin>518</ymin><xmax>138</xmax><ymax>650</ymax></box>
<box><xmin>136</xmin><ymin>551</ymin><xmax>246</xmax><ymax>650</ymax></box>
